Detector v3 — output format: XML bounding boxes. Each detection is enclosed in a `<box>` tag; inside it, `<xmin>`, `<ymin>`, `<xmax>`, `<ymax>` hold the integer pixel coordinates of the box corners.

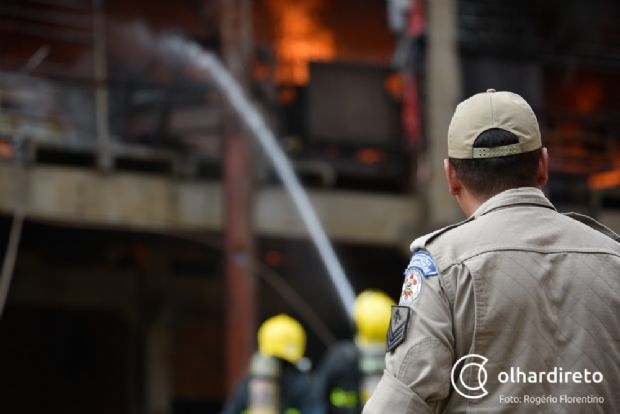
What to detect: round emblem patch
<box><xmin>399</xmin><ymin>267</ymin><xmax>423</xmax><ymax>305</ymax></box>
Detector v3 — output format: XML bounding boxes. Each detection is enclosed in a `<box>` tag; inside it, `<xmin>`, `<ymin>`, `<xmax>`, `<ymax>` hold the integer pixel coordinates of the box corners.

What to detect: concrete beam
<box><xmin>0</xmin><ymin>163</ymin><xmax>423</xmax><ymax>248</ymax></box>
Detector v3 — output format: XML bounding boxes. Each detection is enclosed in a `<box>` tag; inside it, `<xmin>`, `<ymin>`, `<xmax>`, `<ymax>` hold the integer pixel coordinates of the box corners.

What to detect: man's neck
<box><xmin>456</xmin><ymin>188</ymin><xmax>486</xmax><ymax>217</ymax></box>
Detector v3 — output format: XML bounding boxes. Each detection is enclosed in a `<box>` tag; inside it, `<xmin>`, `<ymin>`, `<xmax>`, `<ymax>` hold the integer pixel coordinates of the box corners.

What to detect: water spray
<box><xmin>160</xmin><ymin>36</ymin><xmax>356</xmax><ymax>320</ymax></box>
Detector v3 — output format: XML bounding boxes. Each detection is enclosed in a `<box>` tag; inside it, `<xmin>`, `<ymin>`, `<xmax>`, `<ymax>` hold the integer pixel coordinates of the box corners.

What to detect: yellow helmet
<box><xmin>353</xmin><ymin>289</ymin><xmax>395</xmax><ymax>345</ymax></box>
<box><xmin>257</xmin><ymin>314</ymin><xmax>306</xmax><ymax>364</ymax></box>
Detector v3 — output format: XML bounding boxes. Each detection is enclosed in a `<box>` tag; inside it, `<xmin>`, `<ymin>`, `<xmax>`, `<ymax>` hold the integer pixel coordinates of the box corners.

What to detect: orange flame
<box><xmin>574</xmin><ymin>80</ymin><xmax>603</xmax><ymax>114</ymax></box>
<box><xmin>266</xmin><ymin>0</ymin><xmax>335</xmax><ymax>84</ymax></box>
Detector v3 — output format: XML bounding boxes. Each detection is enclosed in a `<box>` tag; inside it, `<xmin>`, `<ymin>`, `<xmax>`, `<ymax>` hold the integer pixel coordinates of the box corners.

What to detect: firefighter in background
<box><xmin>311</xmin><ymin>290</ymin><xmax>395</xmax><ymax>414</ymax></box>
<box><xmin>220</xmin><ymin>314</ymin><xmax>318</xmax><ymax>414</ymax></box>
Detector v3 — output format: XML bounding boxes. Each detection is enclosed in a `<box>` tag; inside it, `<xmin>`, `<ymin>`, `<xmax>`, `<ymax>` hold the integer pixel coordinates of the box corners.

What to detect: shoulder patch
<box><xmin>386</xmin><ymin>305</ymin><xmax>411</xmax><ymax>353</ymax></box>
<box><xmin>407</xmin><ymin>251</ymin><xmax>438</xmax><ymax>278</ymax></box>
<box><xmin>399</xmin><ymin>267</ymin><xmax>423</xmax><ymax>304</ymax></box>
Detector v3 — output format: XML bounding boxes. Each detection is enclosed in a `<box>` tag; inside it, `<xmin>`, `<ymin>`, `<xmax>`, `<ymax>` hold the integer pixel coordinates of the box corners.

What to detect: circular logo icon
<box><xmin>451</xmin><ymin>354</ymin><xmax>489</xmax><ymax>399</ymax></box>
<box><xmin>399</xmin><ymin>268</ymin><xmax>422</xmax><ymax>304</ymax></box>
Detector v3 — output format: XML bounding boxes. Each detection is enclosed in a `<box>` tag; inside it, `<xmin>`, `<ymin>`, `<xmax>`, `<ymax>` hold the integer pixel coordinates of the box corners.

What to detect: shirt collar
<box><xmin>472</xmin><ymin>187</ymin><xmax>556</xmax><ymax>218</ymax></box>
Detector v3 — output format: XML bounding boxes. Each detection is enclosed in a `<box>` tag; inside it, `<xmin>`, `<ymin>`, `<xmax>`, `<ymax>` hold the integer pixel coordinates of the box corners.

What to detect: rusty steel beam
<box><xmin>221</xmin><ymin>0</ymin><xmax>256</xmax><ymax>393</ymax></box>
<box><xmin>223</xmin><ymin>114</ymin><xmax>256</xmax><ymax>392</ymax></box>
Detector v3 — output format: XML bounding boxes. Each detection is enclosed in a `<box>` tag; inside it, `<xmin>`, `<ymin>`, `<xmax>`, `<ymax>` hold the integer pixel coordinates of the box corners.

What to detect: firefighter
<box><xmin>362</xmin><ymin>90</ymin><xmax>620</xmax><ymax>413</ymax></box>
<box><xmin>312</xmin><ymin>289</ymin><xmax>395</xmax><ymax>414</ymax></box>
<box><xmin>220</xmin><ymin>314</ymin><xmax>318</xmax><ymax>414</ymax></box>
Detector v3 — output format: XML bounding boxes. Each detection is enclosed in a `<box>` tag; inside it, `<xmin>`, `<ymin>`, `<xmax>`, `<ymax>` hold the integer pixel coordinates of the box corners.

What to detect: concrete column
<box><xmin>425</xmin><ymin>0</ymin><xmax>464</xmax><ymax>226</ymax></box>
<box><xmin>140</xmin><ymin>246</ymin><xmax>172</xmax><ymax>414</ymax></box>
<box><xmin>145</xmin><ymin>319</ymin><xmax>172</xmax><ymax>414</ymax></box>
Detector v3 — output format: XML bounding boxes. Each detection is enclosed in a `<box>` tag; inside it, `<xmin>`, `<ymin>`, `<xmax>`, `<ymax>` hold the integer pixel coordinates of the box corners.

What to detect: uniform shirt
<box><xmin>312</xmin><ymin>341</ymin><xmax>362</xmax><ymax>414</ymax></box>
<box><xmin>313</xmin><ymin>340</ymin><xmax>387</xmax><ymax>414</ymax></box>
<box><xmin>363</xmin><ymin>187</ymin><xmax>620</xmax><ymax>413</ymax></box>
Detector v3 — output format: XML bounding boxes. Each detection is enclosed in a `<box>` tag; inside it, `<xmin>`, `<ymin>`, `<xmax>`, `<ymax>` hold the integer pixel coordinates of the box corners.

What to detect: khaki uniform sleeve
<box><xmin>363</xmin><ymin>255</ymin><xmax>455</xmax><ymax>414</ymax></box>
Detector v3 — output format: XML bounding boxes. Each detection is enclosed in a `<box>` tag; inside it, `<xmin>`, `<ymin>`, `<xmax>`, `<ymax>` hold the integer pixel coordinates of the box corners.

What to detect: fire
<box><xmin>589</xmin><ymin>151</ymin><xmax>620</xmax><ymax>190</ymax></box>
<box><xmin>265</xmin><ymin>0</ymin><xmax>335</xmax><ymax>84</ymax></box>
<box><xmin>574</xmin><ymin>79</ymin><xmax>603</xmax><ymax>114</ymax></box>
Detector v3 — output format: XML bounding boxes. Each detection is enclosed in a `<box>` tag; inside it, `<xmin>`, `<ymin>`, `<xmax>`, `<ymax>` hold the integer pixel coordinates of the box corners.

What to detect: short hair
<box><xmin>449</xmin><ymin>128</ymin><xmax>541</xmax><ymax>199</ymax></box>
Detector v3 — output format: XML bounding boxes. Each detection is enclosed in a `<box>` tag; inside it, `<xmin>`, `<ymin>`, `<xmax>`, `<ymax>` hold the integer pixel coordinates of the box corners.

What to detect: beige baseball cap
<box><xmin>448</xmin><ymin>89</ymin><xmax>541</xmax><ymax>159</ymax></box>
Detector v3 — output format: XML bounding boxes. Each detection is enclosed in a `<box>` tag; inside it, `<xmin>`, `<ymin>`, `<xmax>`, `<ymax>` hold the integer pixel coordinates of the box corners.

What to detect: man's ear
<box><xmin>536</xmin><ymin>147</ymin><xmax>549</xmax><ymax>187</ymax></box>
<box><xmin>443</xmin><ymin>158</ymin><xmax>461</xmax><ymax>195</ymax></box>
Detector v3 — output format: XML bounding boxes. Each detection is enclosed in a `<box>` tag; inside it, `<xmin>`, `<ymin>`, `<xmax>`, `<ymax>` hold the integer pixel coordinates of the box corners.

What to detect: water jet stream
<box><xmin>164</xmin><ymin>37</ymin><xmax>356</xmax><ymax>320</ymax></box>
